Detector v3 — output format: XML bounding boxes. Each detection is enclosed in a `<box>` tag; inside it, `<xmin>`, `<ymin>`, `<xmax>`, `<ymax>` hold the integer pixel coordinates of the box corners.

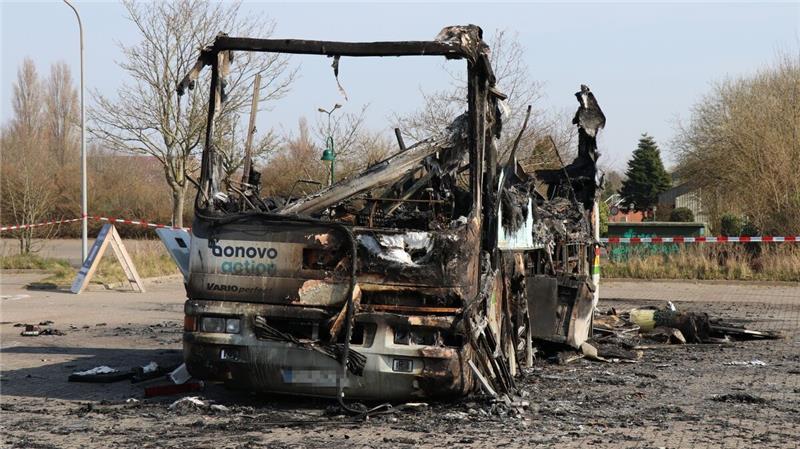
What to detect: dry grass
<box><xmin>1</xmin><ymin>253</ymin><xmax>74</xmax><ymax>279</ymax></box>
<box><xmin>2</xmin><ymin>240</ymin><xmax>179</xmax><ymax>288</ymax></box>
<box><xmin>86</xmin><ymin>239</ymin><xmax>179</xmax><ymax>285</ymax></box>
<box><xmin>602</xmin><ymin>244</ymin><xmax>800</xmax><ymax>282</ymax></box>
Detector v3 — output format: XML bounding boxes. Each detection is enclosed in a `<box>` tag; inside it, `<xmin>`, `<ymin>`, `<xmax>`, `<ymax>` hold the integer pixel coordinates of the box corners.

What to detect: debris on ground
<box><xmin>647</xmin><ymin>327</ymin><xmax>686</xmax><ymax>344</ymax></box>
<box><xmin>131</xmin><ymin>361</ymin><xmax>178</xmax><ymax>383</ymax></box>
<box><xmin>20</xmin><ymin>324</ymin><xmax>39</xmax><ymax>336</ymax></box>
<box><xmin>723</xmin><ymin>360</ymin><xmax>767</xmax><ymax>367</ymax></box>
<box><xmin>595</xmin><ymin>303</ymin><xmax>782</xmax><ymax>345</ymax></box>
<box><xmin>396</xmin><ymin>402</ymin><xmax>429</xmax><ymax>411</ymax></box>
<box><xmin>73</xmin><ymin>366</ymin><xmax>118</xmax><ymax>376</ymax></box>
<box><xmin>140</xmin><ymin>361</ymin><xmax>158</xmax><ymax>374</ymax></box>
<box><xmin>168</xmin><ymin>363</ymin><xmax>190</xmax><ymax>385</ymax></box>
<box><xmin>169</xmin><ymin>396</ymin><xmax>208</xmax><ymax>414</ymax></box>
<box><xmin>169</xmin><ymin>396</ymin><xmax>228</xmax><ymax>414</ymax></box>
<box><xmin>711</xmin><ymin>393</ymin><xmax>769</xmax><ymax>404</ymax></box>
<box><xmin>18</xmin><ymin>322</ymin><xmax>65</xmax><ymax>336</ymax></box>
<box><xmin>541</xmin><ymin>339</ymin><xmax>642</xmax><ymax>365</ymax></box>
<box><xmin>69</xmin><ymin>366</ymin><xmax>133</xmax><ymax>383</ymax></box>
<box><xmin>534</xmin><ymin>301</ymin><xmax>785</xmax><ymax>368</ymax></box>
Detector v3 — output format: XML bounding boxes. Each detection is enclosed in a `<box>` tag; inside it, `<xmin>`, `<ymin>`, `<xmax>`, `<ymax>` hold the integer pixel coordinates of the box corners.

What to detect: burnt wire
<box><xmin>253</xmin><ymin>317</ymin><xmax>366</xmax><ymax>376</ymax></box>
<box><xmin>547</xmin><ymin>136</ymin><xmax>580</xmax><ymax>206</ymax></box>
<box><xmin>328</xmin><ymin>220</ymin><xmax>392</xmax><ymax>417</ymax></box>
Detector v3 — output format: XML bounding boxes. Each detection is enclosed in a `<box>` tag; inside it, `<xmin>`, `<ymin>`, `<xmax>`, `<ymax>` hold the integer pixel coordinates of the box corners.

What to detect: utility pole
<box><xmin>63</xmin><ymin>0</ymin><xmax>88</xmax><ymax>262</ymax></box>
<box><xmin>240</xmin><ymin>73</ymin><xmax>261</xmax><ymax>186</ymax></box>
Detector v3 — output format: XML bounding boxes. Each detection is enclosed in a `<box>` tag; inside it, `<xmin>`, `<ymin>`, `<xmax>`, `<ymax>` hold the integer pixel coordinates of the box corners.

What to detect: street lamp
<box><xmin>63</xmin><ymin>0</ymin><xmax>88</xmax><ymax>262</ymax></box>
<box><xmin>318</xmin><ymin>104</ymin><xmax>341</xmax><ymax>186</ymax></box>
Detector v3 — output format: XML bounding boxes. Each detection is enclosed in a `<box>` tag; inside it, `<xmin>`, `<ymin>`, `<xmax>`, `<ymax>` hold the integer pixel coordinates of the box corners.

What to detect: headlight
<box><xmin>199</xmin><ymin>316</ymin><xmax>241</xmax><ymax>333</ymax></box>
<box><xmin>225</xmin><ymin>318</ymin><xmax>241</xmax><ymax>334</ymax></box>
<box><xmin>200</xmin><ymin>317</ymin><xmax>225</xmax><ymax>333</ymax></box>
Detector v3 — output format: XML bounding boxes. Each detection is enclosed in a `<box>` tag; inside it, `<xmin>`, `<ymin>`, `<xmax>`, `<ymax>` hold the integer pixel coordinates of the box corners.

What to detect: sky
<box><xmin>1</xmin><ymin>1</ymin><xmax>798</xmax><ymax>171</ymax></box>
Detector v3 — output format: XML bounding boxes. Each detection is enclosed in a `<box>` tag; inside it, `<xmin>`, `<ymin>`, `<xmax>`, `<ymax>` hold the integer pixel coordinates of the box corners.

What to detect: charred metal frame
<box><xmin>177</xmin><ymin>33</ymin><xmax>497</xmax><ymax>236</ymax></box>
<box><xmin>174</xmin><ymin>27</ymin><xmax>604</xmax><ymax>401</ymax></box>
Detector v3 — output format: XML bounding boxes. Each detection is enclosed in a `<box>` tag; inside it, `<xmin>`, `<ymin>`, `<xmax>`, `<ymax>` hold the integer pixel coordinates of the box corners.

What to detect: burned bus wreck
<box><xmin>171</xmin><ymin>25</ymin><xmax>605</xmax><ymax>401</ymax></box>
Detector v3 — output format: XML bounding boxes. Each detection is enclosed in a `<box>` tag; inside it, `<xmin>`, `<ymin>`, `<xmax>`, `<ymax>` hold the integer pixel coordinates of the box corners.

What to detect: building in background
<box><xmin>606</xmin><ymin>194</ymin><xmax>646</xmax><ymax>223</ymax></box>
<box><xmin>657</xmin><ymin>181</ymin><xmax>708</xmax><ymax>225</ymax></box>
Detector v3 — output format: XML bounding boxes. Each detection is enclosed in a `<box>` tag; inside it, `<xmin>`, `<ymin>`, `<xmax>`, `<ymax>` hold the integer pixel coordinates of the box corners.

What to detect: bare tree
<box><xmin>394</xmin><ymin>29</ymin><xmax>574</xmax><ymax>169</ymax></box>
<box><xmin>40</xmin><ymin>62</ymin><xmax>83</xmax><ymax>222</ymax></box>
<box><xmin>344</xmin><ymin>129</ymin><xmax>394</xmax><ymax>172</ymax></box>
<box><xmin>1</xmin><ymin>142</ymin><xmax>59</xmax><ymax>254</ymax></box>
<box><xmin>673</xmin><ymin>52</ymin><xmax>800</xmax><ymax>234</ymax></box>
<box><xmin>598</xmin><ymin>166</ymin><xmax>624</xmax><ymax>201</ymax></box>
<box><xmin>44</xmin><ymin>61</ymin><xmax>79</xmax><ymax>166</ymax></box>
<box><xmin>214</xmin><ymin>111</ymin><xmax>280</xmax><ymax>183</ymax></box>
<box><xmin>90</xmin><ymin>0</ymin><xmax>296</xmax><ymax>226</ymax></box>
<box><xmin>313</xmin><ymin>104</ymin><xmax>370</xmax><ymax>161</ymax></box>
<box><xmin>1</xmin><ymin>60</ymin><xmax>59</xmax><ymax>253</ymax></box>
<box><xmin>10</xmin><ymin>58</ymin><xmax>42</xmax><ymax>141</ymax></box>
<box><xmin>258</xmin><ymin>105</ymin><xmax>394</xmax><ymax>198</ymax></box>
<box><xmin>260</xmin><ymin>118</ymin><xmax>329</xmax><ymax>197</ymax></box>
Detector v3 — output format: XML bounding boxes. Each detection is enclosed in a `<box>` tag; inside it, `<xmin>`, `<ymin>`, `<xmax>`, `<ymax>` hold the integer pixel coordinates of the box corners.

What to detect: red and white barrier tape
<box><xmin>1</xmin><ymin>215</ymin><xmax>188</xmax><ymax>232</ymax></box>
<box><xmin>2</xmin><ymin>217</ymin><xmax>797</xmax><ymax>243</ymax></box>
<box><xmin>91</xmin><ymin>216</ymin><xmax>190</xmax><ymax>230</ymax></box>
<box><xmin>601</xmin><ymin>236</ymin><xmax>798</xmax><ymax>244</ymax></box>
<box><xmin>0</xmin><ymin>218</ymin><xmax>82</xmax><ymax>232</ymax></box>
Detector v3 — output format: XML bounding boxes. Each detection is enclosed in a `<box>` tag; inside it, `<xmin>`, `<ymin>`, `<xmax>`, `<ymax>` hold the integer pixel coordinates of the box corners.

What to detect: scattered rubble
<box><xmin>169</xmin><ymin>396</ymin><xmax>229</xmax><ymax>414</ymax></box>
<box><xmin>69</xmin><ymin>366</ymin><xmax>133</xmax><ymax>383</ymax></box>
<box><xmin>535</xmin><ymin>301</ymin><xmax>783</xmax><ymax>370</ymax></box>
<box><xmin>594</xmin><ymin>303</ymin><xmax>782</xmax><ymax>346</ymax></box>
<box><xmin>167</xmin><ymin>363</ymin><xmax>191</xmax><ymax>385</ymax></box>
<box><xmin>131</xmin><ymin>361</ymin><xmax>179</xmax><ymax>383</ymax></box>
<box><xmin>711</xmin><ymin>393</ymin><xmax>769</xmax><ymax>404</ymax></box>
<box><xmin>16</xmin><ymin>321</ymin><xmax>65</xmax><ymax>336</ymax></box>
<box><xmin>19</xmin><ymin>324</ymin><xmax>39</xmax><ymax>336</ymax></box>
<box><xmin>724</xmin><ymin>360</ymin><xmax>767</xmax><ymax>367</ymax></box>
<box><xmin>73</xmin><ymin>366</ymin><xmax>118</xmax><ymax>376</ymax></box>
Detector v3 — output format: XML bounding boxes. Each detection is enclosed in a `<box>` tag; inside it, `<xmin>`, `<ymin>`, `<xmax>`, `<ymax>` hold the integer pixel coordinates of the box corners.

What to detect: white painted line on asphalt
<box><xmin>0</xmin><ymin>294</ymin><xmax>30</xmax><ymax>301</ymax></box>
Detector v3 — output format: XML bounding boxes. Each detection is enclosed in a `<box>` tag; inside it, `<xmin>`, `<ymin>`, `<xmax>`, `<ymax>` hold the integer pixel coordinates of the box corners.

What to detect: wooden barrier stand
<box><xmin>71</xmin><ymin>224</ymin><xmax>144</xmax><ymax>294</ymax></box>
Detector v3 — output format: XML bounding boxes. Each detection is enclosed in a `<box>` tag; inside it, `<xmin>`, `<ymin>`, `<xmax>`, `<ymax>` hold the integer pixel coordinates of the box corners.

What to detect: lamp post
<box><xmin>63</xmin><ymin>0</ymin><xmax>88</xmax><ymax>262</ymax></box>
<box><xmin>318</xmin><ymin>104</ymin><xmax>341</xmax><ymax>186</ymax></box>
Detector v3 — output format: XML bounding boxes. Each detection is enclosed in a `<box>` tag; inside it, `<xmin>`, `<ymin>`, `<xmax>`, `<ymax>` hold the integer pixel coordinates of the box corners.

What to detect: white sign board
<box><xmin>71</xmin><ymin>224</ymin><xmax>144</xmax><ymax>294</ymax></box>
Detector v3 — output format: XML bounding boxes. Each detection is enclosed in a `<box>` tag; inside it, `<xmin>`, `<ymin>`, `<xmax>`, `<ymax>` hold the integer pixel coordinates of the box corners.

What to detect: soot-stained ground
<box><xmin>1</xmin><ymin>277</ymin><xmax>798</xmax><ymax>448</ymax></box>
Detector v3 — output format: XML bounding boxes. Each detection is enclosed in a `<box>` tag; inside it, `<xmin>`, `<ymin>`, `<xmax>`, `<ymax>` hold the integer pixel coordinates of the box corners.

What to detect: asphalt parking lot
<box><xmin>1</xmin><ymin>274</ymin><xmax>798</xmax><ymax>448</ymax></box>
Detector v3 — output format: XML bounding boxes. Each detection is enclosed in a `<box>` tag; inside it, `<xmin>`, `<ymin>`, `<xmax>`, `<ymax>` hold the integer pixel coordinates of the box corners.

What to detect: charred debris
<box><xmin>177</xmin><ymin>25</ymin><xmax>606</xmax><ymax>399</ymax></box>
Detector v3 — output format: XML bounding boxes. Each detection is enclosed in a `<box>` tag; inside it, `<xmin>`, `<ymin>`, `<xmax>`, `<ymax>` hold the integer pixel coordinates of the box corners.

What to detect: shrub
<box><xmin>720</xmin><ymin>213</ymin><xmax>742</xmax><ymax>236</ymax></box>
<box><xmin>599</xmin><ymin>201</ymin><xmax>609</xmax><ymax>237</ymax></box>
<box><xmin>669</xmin><ymin>207</ymin><xmax>694</xmax><ymax>222</ymax></box>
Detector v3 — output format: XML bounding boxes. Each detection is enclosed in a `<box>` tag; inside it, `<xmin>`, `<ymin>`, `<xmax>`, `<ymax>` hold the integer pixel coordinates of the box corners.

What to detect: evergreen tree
<box><xmin>620</xmin><ymin>134</ymin><xmax>672</xmax><ymax>213</ymax></box>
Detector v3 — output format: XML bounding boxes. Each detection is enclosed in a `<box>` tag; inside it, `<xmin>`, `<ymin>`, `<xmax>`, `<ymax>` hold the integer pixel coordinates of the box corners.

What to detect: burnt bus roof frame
<box><xmin>176</xmin><ymin>32</ymin><xmax>497</xmax><ymax>234</ymax></box>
